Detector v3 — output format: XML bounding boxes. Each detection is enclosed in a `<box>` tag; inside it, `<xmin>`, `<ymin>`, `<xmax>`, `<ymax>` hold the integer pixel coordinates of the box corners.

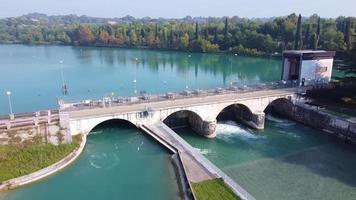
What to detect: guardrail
<box><xmin>0</xmin><ymin>110</ymin><xmax>60</xmax><ymax>130</ymax></box>
<box><xmin>61</xmin><ymin>80</ymin><xmax>321</xmax><ymax>112</ymax></box>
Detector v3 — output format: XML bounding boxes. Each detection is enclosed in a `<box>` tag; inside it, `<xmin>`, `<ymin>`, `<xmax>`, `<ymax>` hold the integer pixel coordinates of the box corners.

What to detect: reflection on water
<box><xmin>1</xmin><ymin>125</ymin><xmax>181</xmax><ymax>200</ymax></box>
<box><xmin>0</xmin><ymin>44</ymin><xmax>280</xmax><ymax>114</ymax></box>
<box><xmin>177</xmin><ymin>117</ymin><xmax>356</xmax><ymax>200</ymax></box>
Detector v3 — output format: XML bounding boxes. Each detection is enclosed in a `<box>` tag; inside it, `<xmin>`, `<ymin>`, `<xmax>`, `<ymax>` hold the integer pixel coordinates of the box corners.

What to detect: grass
<box><xmin>0</xmin><ymin>135</ymin><xmax>82</xmax><ymax>182</ymax></box>
<box><xmin>192</xmin><ymin>179</ymin><xmax>241</xmax><ymax>200</ymax></box>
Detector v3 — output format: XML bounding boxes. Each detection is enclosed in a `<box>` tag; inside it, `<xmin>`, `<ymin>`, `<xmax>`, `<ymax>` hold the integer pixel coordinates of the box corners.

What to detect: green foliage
<box><xmin>188</xmin><ymin>38</ymin><xmax>219</xmax><ymax>53</ymax></box>
<box><xmin>230</xmin><ymin>45</ymin><xmax>266</xmax><ymax>57</ymax></box>
<box><xmin>192</xmin><ymin>179</ymin><xmax>241</xmax><ymax>200</ymax></box>
<box><xmin>294</xmin><ymin>14</ymin><xmax>302</xmax><ymax>49</ymax></box>
<box><xmin>0</xmin><ymin>135</ymin><xmax>82</xmax><ymax>182</ymax></box>
<box><xmin>0</xmin><ymin>13</ymin><xmax>355</xmax><ymax>55</ymax></box>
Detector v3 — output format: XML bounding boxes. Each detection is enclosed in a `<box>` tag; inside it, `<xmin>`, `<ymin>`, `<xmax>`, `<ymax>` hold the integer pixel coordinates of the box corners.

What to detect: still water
<box><xmin>1</xmin><ymin>45</ymin><xmax>355</xmax><ymax>200</ymax></box>
<box><xmin>0</xmin><ymin>44</ymin><xmax>280</xmax><ymax>114</ymax></box>
<box><xmin>1</xmin><ymin>122</ymin><xmax>181</xmax><ymax>200</ymax></box>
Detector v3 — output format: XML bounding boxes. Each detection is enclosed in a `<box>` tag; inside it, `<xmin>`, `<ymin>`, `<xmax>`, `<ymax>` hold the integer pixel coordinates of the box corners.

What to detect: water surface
<box><xmin>178</xmin><ymin>117</ymin><xmax>356</xmax><ymax>200</ymax></box>
<box><xmin>1</xmin><ymin>122</ymin><xmax>181</xmax><ymax>200</ymax></box>
<box><xmin>0</xmin><ymin>44</ymin><xmax>280</xmax><ymax>114</ymax></box>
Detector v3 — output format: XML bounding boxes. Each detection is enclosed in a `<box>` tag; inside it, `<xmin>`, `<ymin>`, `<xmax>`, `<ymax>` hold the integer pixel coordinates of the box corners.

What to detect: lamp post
<box><xmin>6</xmin><ymin>91</ymin><xmax>13</xmax><ymax>115</ymax></box>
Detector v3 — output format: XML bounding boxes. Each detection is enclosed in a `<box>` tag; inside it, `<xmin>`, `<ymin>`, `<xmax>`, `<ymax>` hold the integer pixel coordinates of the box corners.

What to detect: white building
<box><xmin>281</xmin><ymin>50</ymin><xmax>336</xmax><ymax>86</ymax></box>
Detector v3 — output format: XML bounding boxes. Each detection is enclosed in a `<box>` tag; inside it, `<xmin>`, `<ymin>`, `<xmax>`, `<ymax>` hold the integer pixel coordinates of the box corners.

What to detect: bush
<box><xmin>0</xmin><ymin>135</ymin><xmax>82</xmax><ymax>182</ymax></box>
<box><xmin>230</xmin><ymin>45</ymin><xmax>266</xmax><ymax>57</ymax></box>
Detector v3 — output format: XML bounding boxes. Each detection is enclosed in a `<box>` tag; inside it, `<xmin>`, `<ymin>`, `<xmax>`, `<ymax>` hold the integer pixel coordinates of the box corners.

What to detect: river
<box><xmin>1</xmin><ymin>45</ymin><xmax>355</xmax><ymax>200</ymax></box>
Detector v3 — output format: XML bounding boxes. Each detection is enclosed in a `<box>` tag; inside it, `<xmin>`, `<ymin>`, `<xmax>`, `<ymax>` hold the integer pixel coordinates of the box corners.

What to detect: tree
<box><xmin>314</xmin><ymin>17</ymin><xmax>321</xmax><ymax>50</ymax></box>
<box><xmin>222</xmin><ymin>17</ymin><xmax>229</xmax><ymax>50</ymax></box>
<box><xmin>76</xmin><ymin>25</ymin><xmax>95</xmax><ymax>45</ymax></box>
<box><xmin>195</xmin><ymin>22</ymin><xmax>199</xmax><ymax>40</ymax></box>
<box><xmin>345</xmin><ymin>18</ymin><xmax>352</xmax><ymax>50</ymax></box>
<box><xmin>304</xmin><ymin>24</ymin><xmax>311</xmax><ymax>48</ymax></box>
<box><xmin>179</xmin><ymin>33</ymin><xmax>189</xmax><ymax>50</ymax></box>
<box><xmin>129</xmin><ymin>30</ymin><xmax>138</xmax><ymax>46</ymax></box>
<box><xmin>99</xmin><ymin>31</ymin><xmax>110</xmax><ymax>44</ymax></box>
<box><xmin>154</xmin><ymin>24</ymin><xmax>158</xmax><ymax>40</ymax></box>
<box><xmin>224</xmin><ymin>17</ymin><xmax>228</xmax><ymax>39</ymax></box>
<box><xmin>294</xmin><ymin>14</ymin><xmax>302</xmax><ymax>49</ymax></box>
<box><xmin>213</xmin><ymin>27</ymin><xmax>218</xmax><ymax>44</ymax></box>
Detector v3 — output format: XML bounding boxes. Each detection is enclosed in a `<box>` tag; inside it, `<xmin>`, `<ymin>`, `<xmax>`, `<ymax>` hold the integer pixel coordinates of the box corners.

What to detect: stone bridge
<box><xmin>60</xmin><ymin>88</ymin><xmax>299</xmax><ymax>138</ymax></box>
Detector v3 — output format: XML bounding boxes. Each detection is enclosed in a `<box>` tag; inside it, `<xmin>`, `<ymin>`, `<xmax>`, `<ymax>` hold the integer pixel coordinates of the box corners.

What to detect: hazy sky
<box><xmin>0</xmin><ymin>0</ymin><xmax>355</xmax><ymax>18</ymax></box>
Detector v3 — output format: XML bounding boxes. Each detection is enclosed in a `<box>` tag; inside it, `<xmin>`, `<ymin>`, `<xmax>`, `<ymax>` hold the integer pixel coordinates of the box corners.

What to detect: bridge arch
<box><xmin>264</xmin><ymin>97</ymin><xmax>294</xmax><ymax>116</ymax></box>
<box><xmin>87</xmin><ymin>118</ymin><xmax>137</xmax><ymax>135</ymax></box>
<box><xmin>163</xmin><ymin>110</ymin><xmax>216</xmax><ymax>138</ymax></box>
<box><xmin>216</xmin><ymin>103</ymin><xmax>256</xmax><ymax>128</ymax></box>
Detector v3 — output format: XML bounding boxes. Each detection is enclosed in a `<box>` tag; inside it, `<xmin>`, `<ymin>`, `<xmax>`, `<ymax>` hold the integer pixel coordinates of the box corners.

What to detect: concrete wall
<box><xmin>300</xmin><ymin>58</ymin><xmax>333</xmax><ymax>85</ymax></box>
<box><xmin>282</xmin><ymin>58</ymin><xmax>290</xmax><ymax>80</ymax></box>
<box><xmin>0</xmin><ymin>122</ymin><xmax>72</xmax><ymax>145</ymax></box>
<box><xmin>271</xmin><ymin>101</ymin><xmax>356</xmax><ymax>142</ymax></box>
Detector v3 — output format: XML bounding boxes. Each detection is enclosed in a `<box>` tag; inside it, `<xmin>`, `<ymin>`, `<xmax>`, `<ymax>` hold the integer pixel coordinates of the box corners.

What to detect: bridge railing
<box><xmin>0</xmin><ymin>110</ymin><xmax>60</xmax><ymax>130</ymax></box>
<box><xmin>60</xmin><ymin>80</ymin><xmax>307</xmax><ymax>111</ymax></box>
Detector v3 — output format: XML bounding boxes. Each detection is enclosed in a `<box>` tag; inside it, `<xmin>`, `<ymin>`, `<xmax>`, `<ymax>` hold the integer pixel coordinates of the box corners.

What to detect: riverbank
<box><xmin>0</xmin><ymin>42</ymin><xmax>282</xmax><ymax>59</ymax></box>
<box><xmin>0</xmin><ymin>134</ymin><xmax>86</xmax><ymax>191</ymax></box>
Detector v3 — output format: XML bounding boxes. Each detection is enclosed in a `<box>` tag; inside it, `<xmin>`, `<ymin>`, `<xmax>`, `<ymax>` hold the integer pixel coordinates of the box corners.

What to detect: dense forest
<box><xmin>0</xmin><ymin>13</ymin><xmax>355</xmax><ymax>56</ymax></box>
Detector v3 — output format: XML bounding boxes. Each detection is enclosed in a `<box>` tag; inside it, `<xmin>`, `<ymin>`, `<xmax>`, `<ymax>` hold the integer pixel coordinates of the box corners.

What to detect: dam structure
<box><xmin>1</xmin><ymin>84</ymin><xmax>304</xmax><ymax>200</ymax></box>
<box><xmin>58</xmin><ymin>85</ymin><xmax>301</xmax><ymax>199</ymax></box>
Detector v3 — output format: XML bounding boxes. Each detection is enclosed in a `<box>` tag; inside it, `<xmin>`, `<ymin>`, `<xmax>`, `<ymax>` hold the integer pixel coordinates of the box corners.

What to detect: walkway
<box><xmin>141</xmin><ymin>122</ymin><xmax>255</xmax><ymax>200</ymax></box>
<box><xmin>64</xmin><ymin>87</ymin><xmax>299</xmax><ymax>119</ymax></box>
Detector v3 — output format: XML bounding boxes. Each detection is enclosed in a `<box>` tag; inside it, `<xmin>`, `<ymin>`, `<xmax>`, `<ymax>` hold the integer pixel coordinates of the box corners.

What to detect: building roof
<box><xmin>283</xmin><ymin>50</ymin><xmax>335</xmax><ymax>60</ymax></box>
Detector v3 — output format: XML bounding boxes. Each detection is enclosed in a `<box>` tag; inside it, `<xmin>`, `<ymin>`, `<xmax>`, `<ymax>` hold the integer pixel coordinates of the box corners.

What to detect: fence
<box><xmin>60</xmin><ymin>80</ymin><xmax>312</xmax><ymax>111</ymax></box>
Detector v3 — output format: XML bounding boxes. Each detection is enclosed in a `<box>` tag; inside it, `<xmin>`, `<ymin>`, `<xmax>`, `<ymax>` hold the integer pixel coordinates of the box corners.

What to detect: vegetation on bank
<box><xmin>0</xmin><ymin>135</ymin><xmax>82</xmax><ymax>182</ymax></box>
<box><xmin>0</xmin><ymin>13</ymin><xmax>355</xmax><ymax>57</ymax></box>
<box><xmin>192</xmin><ymin>179</ymin><xmax>241</xmax><ymax>200</ymax></box>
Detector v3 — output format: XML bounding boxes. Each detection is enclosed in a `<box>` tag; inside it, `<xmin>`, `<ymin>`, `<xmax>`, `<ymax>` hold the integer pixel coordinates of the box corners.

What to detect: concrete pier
<box><xmin>141</xmin><ymin>122</ymin><xmax>255</xmax><ymax>200</ymax></box>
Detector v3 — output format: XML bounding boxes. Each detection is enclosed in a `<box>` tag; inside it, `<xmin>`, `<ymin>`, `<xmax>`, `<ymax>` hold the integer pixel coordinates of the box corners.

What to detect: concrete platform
<box><xmin>141</xmin><ymin>122</ymin><xmax>255</xmax><ymax>200</ymax></box>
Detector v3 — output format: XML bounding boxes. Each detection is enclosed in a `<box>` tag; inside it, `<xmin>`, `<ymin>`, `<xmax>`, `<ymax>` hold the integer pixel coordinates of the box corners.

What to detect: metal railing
<box><xmin>60</xmin><ymin>80</ymin><xmax>312</xmax><ymax>112</ymax></box>
<box><xmin>0</xmin><ymin>110</ymin><xmax>60</xmax><ymax>130</ymax></box>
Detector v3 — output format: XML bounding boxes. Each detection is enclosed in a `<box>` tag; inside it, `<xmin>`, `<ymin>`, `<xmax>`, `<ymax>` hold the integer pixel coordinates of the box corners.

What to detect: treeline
<box><xmin>0</xmin><ymin>13</ymin><xmax>355</xmax><ymax>56</ymax></box>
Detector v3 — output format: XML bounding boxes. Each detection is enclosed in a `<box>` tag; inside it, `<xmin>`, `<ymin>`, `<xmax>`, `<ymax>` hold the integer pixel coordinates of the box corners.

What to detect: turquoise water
<box><xmin>0</xmin><ymin>44</ymin><xmax>280</xmax><ymax>114</ymax></box>
<box><xmin>1</xmin><ymin>45</ymin><xmax>355</xmax><ymax>200</ymax></box>
<box><xmin>1</xmin><ymin>121</ymin><xmax>181</xmax><ymax>200</ymax></box>
<box><xmin>177</xmin><ymin>118</ymin><xmax>356</xmax><ymax>200</ymax></box>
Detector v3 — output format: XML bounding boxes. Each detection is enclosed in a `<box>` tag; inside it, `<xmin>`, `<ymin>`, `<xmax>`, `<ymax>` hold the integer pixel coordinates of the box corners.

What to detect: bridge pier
<box><xmin>234</xmin><ymin>111</ymin><xmax>265</xmax><ymax>130</ymax></box>
<box><xmin>190</xmin><ymin>119</ymin><xmax>217</xmax><ymax>138</ymax></box>
<box><xmin>248</xmin><ymin>112</ymin><xmax>265</xmax><ymax>130</ymax></box>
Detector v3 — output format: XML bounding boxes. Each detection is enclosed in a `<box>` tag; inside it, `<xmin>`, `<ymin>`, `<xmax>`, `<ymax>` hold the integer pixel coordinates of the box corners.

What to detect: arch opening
<box><xmin>163</xmin><ymin>110</ymin><xmax>216</xmax><ymax>138</ymax></box>
<box><xmin>217</xmin><ymin>104</ymin><xmax>253</xmax><ymax>125</ymax></box>
<box><xmin>264</xmin><ymin>98</ymin><xmax>293</xmax><ymax>116</ymax></box>
<box><xmin>88</xmin><ymin>119</ymin><xmax>137</xmax><ymax>135</ymax></box>
<box><xmin>163</xmin><ymin>110</ymin><xmax>203</xmax><ymax>130</ymax></box>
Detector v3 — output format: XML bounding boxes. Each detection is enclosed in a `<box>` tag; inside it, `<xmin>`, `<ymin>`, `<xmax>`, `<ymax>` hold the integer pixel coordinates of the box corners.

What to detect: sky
<box><xmin>0</xmin><ymin>0</ymin><xmax>355</xmax><ymax>19</ymax></box>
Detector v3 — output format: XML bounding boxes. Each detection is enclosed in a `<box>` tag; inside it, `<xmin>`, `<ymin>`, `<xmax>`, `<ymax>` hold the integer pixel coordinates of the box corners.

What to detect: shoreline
<box><xmin>0</xmin><ymin>43</ymin><xmax>281</xmax><ymax>59</ymax></box>
<box><xmin>0</xmin><ymin>134</ymin><xmax>86</xmax><ymax>191</ymax></box>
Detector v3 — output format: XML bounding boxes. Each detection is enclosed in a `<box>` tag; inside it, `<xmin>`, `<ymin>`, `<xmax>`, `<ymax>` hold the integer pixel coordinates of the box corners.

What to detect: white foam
<box><xmin>194</xmin><ymin>147</ymin><xmax>211</xmax><ymax>155</ymax></box>
<box><xmin>278</xmin><ymin>130</ymin><xmax>301</xmax><ymax>138</ymax></box>
<box><xmin>89</xmin><ymin>130</ymin><xmax>104</xmax><ymax>135</ymax></box>
<box><xmin>265</xmin><ymin>114</ymin><xmax>284</xmax><ymax>123</ymax></box>
<box><xmin>266</xmin><ymin>114</ymin><xmax>296</xmax><ymax>127</ymax></box>
<box><xmin>216</xmin><ymin>121</ymin><xmax>261</xmax><ymax>141</ymax></box>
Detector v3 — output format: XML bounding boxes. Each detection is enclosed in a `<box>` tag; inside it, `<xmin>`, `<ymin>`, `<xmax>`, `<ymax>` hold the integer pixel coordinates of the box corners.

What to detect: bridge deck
<box><xmin>65</xmin><ymin>88</ymin><xmax>299</xmax><ymax>119</ymax></box>
<box><xmin>141</xmin><ymin>122</ymin><xmax>255</xmax><ymax>200</ymax></box>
